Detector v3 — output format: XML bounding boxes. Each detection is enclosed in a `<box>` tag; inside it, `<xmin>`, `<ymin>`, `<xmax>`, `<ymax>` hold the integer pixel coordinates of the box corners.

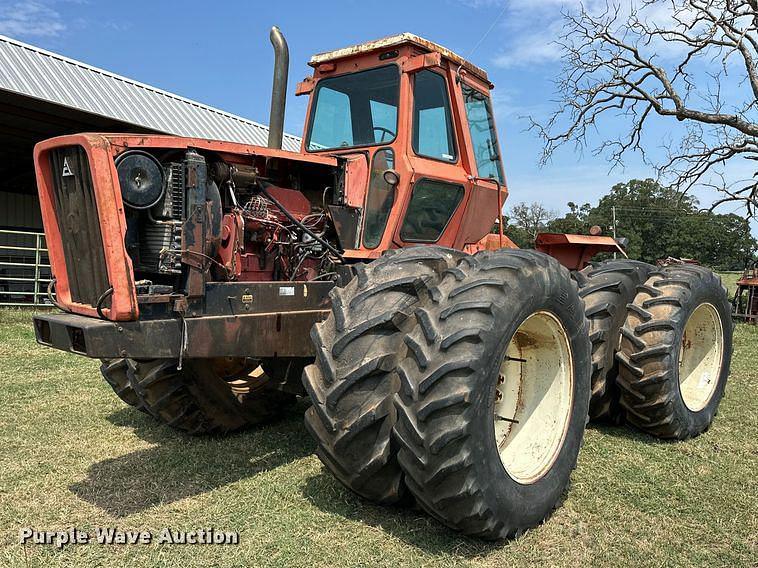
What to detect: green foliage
<box><xmin>491</xmin><ymin>218</ymin><xmax>531</xmax><ymax>247</ymax></box>
<box><xmin>588</xmin><ymin>179</ymin><xmax>697</xmax><ymax>262</ymax></box>
<box><xmin>546</xmin><ymin>179</ymin><xmax>756</xmax><ymax>270</ymax></box>
<box><xmin>667</xmin><ymin>213</ymin><xmax>756</xmax><ymax>271</ymax></box>
<box><xmin>503</xmin><ymin>223</ymin><xmax>534</xmax><ymax>248</ymax></box>
<box><xmin>499</xmin><ymin>201</ymin><xmax>557</xmax><ymax>248</ymax></box>
<box><xmin>547</xmin><ymin>202</ymin><xmax>593</xmax><ymax>234</ymax></box>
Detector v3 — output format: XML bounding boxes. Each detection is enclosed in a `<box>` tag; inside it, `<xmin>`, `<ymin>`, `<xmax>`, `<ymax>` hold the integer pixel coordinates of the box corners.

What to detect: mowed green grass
<box><xmin>719</xmin><ymin>271</ymin><xmax>744</xmax><ymax>298</ymax></box>
<box><xmin>0</xmin><ymin>308</ymin><xmax>756</xmax><ymax>568</ymax></box>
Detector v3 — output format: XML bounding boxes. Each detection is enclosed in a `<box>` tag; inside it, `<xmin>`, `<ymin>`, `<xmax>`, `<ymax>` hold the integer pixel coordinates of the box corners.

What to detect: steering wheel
<box><xmin>373</xmin><ymin>126</ymin><xmax>395</xmax><ymax>142</ymax></box>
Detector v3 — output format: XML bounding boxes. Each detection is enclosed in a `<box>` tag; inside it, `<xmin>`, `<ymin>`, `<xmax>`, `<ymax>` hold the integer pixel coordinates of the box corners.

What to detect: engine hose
<box><xmin>257</xmin><ymin>182</ymin><xmax>344</xmax><ymax>262</ymax></box>
<box><xmin>46</xmin><ymin>278</ymin><xmax>69</xmax><ymax>313</ymax></box>
<box><xmin>96</xmin><ymin>287</ymin><xmax>115</xmax><ymax>320</ymax></box>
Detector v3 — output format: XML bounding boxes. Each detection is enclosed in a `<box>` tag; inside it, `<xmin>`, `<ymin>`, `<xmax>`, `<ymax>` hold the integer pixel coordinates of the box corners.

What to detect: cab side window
<box><xmin>461</xmin><ymin>83</ymin><xmax>504</xmax><ymax>182</ymax></box>
<box><xmin>412</xmin><ymin>70</ymin><xmax>456</xmax><ymax>162</ymax></box>
<box><xmin>400</xmin><ymin>179</ymin><xmax>463</xmax><ymax>242</ymax></box>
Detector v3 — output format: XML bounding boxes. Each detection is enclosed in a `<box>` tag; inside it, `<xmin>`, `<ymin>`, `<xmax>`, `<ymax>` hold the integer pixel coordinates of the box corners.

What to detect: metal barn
<box><xmin>0</xmin><ymin>34</ymin><xmax>299</xmax><ymax>306</ymax></box>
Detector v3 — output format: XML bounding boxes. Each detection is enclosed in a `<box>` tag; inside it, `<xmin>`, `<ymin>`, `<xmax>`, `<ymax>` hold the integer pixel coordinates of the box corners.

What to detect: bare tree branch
<box><xmin>532</xmin><ymin>0</ymin><xmax>758</xmax><ymax>217</ymax></box>
<box><xmin>508</xmin><ymin>202</ymin><xmax>557</xmax><ymax>238</ymax></box>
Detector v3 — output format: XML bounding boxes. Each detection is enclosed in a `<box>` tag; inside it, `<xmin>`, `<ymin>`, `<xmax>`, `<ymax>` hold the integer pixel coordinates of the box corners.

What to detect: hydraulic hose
<box><xmin>256</xmin><ymin>182</ymin><xmax>344</xmax><ymax>261</ymax></box>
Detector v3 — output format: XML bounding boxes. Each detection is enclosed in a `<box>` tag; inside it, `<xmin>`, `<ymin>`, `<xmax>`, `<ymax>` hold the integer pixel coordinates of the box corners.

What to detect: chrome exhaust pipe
<box><xmin>267</xmin><ymin>26</ymin><xmax>289</xmax><ymax>150</ymax></box>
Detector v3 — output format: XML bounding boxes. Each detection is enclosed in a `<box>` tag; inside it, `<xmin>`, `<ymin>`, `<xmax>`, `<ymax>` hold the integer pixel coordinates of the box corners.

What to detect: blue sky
<box><xmin>1</xmin><ymin>0</ymin><xmax>755</xmax><ymax>234</ymax></box>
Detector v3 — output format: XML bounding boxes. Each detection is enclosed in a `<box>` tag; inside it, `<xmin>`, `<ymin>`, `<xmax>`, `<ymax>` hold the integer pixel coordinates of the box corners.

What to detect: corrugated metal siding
<box><xmin>0</xmin><ymin>35</ymin><xmax>301</xmax><ymax>152</ymax></box>
<box><xmin>0</xmin><ymin>192</ymin><xmax>43</xmax><ymax>230</ymax></box>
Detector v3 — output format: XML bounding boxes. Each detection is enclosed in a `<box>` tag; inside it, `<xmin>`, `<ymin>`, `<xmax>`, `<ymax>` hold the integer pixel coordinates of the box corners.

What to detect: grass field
<box><xmin>0</xmin><ymin>308</ymin><xmax>756</xmax><ymax>567</ymax></box>
<box><xmin>719</xmin><ymin>271</ymin><xmax>744</xmax><ymax>298</ymax></box>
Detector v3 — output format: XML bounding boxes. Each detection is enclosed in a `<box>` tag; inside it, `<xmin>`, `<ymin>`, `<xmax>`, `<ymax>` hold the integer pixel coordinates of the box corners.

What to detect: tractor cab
<box><xmin>296</xmin><ymin>34</ymin><xmax>507</xmax><ymax>258</ymax></box>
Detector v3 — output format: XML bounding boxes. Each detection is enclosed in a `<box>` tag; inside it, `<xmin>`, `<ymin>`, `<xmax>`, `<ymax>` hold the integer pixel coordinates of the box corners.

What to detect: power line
<box><xmin>610</xmin><ymin>206</ymin><xmax>694</xmax><ymax>213</ymax></box>
<box><xmin>464</xmin><ymin>1</ymin><xmax>509</xmax><ymax>61</ymax></box>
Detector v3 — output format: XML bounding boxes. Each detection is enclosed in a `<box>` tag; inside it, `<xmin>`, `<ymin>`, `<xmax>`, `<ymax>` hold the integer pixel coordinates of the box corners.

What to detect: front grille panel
<box><xmin>49</xmin><ymin>146</ymin><xmax>110</xmax><ymax>307</ymax></box>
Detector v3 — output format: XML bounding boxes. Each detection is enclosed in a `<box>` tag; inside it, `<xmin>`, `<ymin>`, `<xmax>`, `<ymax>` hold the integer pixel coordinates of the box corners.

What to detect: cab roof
<box><xmin>309</xmin><ymin>33</ymin><xmax>490</xmax><ymax>85</ymax></box>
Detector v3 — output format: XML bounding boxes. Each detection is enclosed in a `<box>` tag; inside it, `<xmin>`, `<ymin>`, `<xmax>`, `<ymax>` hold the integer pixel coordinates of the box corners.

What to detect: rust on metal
<box><xmin>34</xmin><ymin>310</ymin><xmax>330</xmax><ymax>358</ymax></box>
<box><xmin>34</xmin><ymin>134</ymin><xmax>138</xmax><ymax>320</ymax></box>
<box><xmin>308</xmin><ymin>32</ymin><xmax>491</xmax><ymax>86</ymax></box>
<box><xmin>733</xmin><ymin>261</ymin><xmax>758</xmax><ymax>324</ymax></box>
<box><xmin>535</xmin><ymin>233</ymin><xmax>626</xmax><ymax>271</ymax></box>
<box><xmin>402</xmin><ymin>51</ymin><xmax>443</xmax><ymax>74</ymax></box>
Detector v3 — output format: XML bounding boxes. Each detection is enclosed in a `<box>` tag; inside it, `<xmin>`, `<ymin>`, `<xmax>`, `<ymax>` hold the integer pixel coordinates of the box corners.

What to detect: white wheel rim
<box><xmin>679</xmin><ymin>303</ymin><xmax>724</xmax><ymax>412</ymax></box>
<box><xmin>494</xmin><ymin>311</ymin><xmax>574</xmax><ymax>485</ymax></box>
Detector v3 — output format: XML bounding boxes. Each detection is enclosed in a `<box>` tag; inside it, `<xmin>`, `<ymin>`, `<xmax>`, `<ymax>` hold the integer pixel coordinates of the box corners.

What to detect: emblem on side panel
<box><xmin>61</xmin><ymin>158</ymin><xmax>74</xmax><ymax>177</ymax></box>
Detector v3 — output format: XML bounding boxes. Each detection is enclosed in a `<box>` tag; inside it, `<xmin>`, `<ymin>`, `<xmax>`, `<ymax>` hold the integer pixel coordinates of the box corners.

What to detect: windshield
<box><xmin>306</xmin><ymin>66</ymin><xmax>399</xmax><ymax>151</ymax></box>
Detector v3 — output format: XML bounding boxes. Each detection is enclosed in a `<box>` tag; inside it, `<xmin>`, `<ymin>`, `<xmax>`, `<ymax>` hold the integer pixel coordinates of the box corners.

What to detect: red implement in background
<box><xmin>534</xmin><ymin>233</ymin><xmax>626</xmax><ymax>271</ymax></box>
<box><xmin>733</xmin><ymin>261</ymin><xmax>758</xmax><ymax>324</ymax></box>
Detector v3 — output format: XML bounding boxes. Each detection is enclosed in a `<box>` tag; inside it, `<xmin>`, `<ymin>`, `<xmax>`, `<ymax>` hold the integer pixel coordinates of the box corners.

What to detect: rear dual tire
<box><xmin>617</xmin><ymin>265</ymin><xmax>732</xmax><ymax>439</ymax></box>
<box><xmin>575</xmin><ymin>260</ymin><xmax>654</xmax><ymax>422</ymax></box>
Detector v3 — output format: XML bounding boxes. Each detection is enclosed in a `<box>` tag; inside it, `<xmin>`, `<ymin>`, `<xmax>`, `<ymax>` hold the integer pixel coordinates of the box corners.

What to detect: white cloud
<box><xmin>490</xmin><ymin>88</ymin><xmax>549</xmax><ymax>121</ymax></box>
<box><xmin>491</xmin><ymin>22</ymin><xmax>563</xmax><ymax>68</ymax></box>
<box><xmin>0</xmin><ymin>1</ymin><xmax>66</xmax><ymax>39</ymax></box>
<box><xmin>485</xmin><ymin>0</ymin><xmax>592</xmax><ymax>70</ymax></box>
<box><xmin>483</xmin><ymin>0</ymin><xmax>703</xmax><ymax>69</ymax></box>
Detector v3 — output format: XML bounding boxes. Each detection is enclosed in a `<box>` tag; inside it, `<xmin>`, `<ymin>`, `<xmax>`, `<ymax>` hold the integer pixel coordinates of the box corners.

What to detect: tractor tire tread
<box><xmin>394</xmin><ymin>249</ymin><xmax>591</xmax><ymax>539</ymax></box>
<box><xmin>574</xmin><ymin>259</ymin><xmax>654</xmax><ymax>422</ymax></box>
<box><xmin>617</xmin><ymin>266</ymin><xmax>733</xmax><ymax>439</ymax></box>
<box><xmin>303</xmin><ymin>246</ymin><xmax>463</xmax><ymax>504</ymax></box>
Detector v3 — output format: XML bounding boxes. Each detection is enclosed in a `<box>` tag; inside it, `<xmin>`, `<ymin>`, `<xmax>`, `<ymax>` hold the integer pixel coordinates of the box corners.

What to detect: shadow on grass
<box><xmin>300</xmin><ymin>472</ymin><xmax>508</xmax><ymax>558</ymax></box>
<box><xmin>69</xmin><ymin>400</ymin><xmax>314</xmax><ymax>517</ymax></box>
<box><xmin>297</xmin><ymin>421</ymin><xmax>673</xmax><ymax>556</ymax></box>
<box><xmin>71</xmin><ymin>397</ymin><xmax>532</xmax><ymax>555</ymax></box>
<box><xmin>71</xmin><ymin>398</ymin><xmax>507</xmax><ymax>555</ymax></box>
<box><xmin>585</xmin><ymin>420</ymin><xmax>674</xmax><ymax>444</ymax></box>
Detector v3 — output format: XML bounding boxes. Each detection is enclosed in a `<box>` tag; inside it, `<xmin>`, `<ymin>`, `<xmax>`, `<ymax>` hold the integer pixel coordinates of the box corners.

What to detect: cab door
<box><xmin>393</xmin><ymin>66</ymin><xmax>472</xmax><ymax>249</ymax></box>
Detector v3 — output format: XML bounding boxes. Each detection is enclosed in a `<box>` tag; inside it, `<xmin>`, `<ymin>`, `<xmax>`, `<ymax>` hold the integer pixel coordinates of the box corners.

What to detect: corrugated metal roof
<box><xmin>0</xmin><ymin>34</ymin><xmax>301</xmax><ymax>152</ymax></box>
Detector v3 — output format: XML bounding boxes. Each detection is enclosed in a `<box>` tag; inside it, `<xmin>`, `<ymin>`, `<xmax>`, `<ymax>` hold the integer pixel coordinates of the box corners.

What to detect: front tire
<box><xmin>617</xmin><ymin>265</ymin><xmax>733</xmax><ymax>439</ymax></box>
<box><xmin>100</xmin><ymin>358</ymin><xmax>144</xmax><ymax>411</ymax></box>
<box><xmin>302</xmin><ymin>247</ymin><xmax>463</xmax><ymax>504</ymax></box>
<box><xmin>393</xmin><ymin>249</ymin><xmax>591</xmax><ymax>539</ymax></box>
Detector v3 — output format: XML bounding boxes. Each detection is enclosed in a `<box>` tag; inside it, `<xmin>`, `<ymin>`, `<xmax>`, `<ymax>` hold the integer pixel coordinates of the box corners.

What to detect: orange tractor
<box><xmin>31</xmin><ymin>29</ymin><xmax>733</xmax><ymax>539</ymax></box>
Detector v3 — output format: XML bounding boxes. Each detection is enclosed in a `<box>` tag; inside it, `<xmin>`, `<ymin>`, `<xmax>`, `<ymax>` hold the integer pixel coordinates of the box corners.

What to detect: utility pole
<box><xmin>612</xmin><ymin>205</ymin><xmax>617</xmax><ymax>259</ymax></box>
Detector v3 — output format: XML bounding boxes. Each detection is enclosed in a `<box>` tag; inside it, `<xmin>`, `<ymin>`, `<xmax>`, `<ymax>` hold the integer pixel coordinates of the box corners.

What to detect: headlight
<box><xmin>115</xmin><ymin>150</ymin><xmax>165</xmax><ymax>209</ymax></box>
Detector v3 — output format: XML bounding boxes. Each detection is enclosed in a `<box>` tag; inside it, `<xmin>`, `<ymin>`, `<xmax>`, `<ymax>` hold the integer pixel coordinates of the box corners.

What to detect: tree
<box><xmin>670</xmin><ymin>212</ymin><xmax>757</xmax><ymax>269</ymax></box>
<box><xmin>588</xmin><ymin>178</ymin><xmax>697</xmax><ymax>261</ymax></box>
<box><xmin>533</xmin><ymin>1</ymin><xmax>758</xmax><ymax>217</ymax></box>
<box><xmin>547</xmin><ymin>201</ymin><xmax>593</xmax><ymax>234</ymax></box>
<box><xmin>568</xmin><ymin>178</ymin><xmax>756</xmax><ymax>267</ymax></box>
<box><xmin>507</xmin><ymin>201</ymin><xmax>557</xmax><ymax>239</ymax></box>
<box><xmin>500</xmin><ymin>179</ymin><xmax>756</xmax><ymax>267</ymax></box>
<box><xmin>501</xmin><ymin>221</ymin><xmax>534</xmax><ymax>248</ymax></box>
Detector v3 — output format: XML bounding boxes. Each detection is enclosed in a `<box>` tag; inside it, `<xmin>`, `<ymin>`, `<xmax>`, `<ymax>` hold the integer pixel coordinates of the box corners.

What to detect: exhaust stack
<box><xmin>267</xmin><ymin>26</ymin><xmax>289</xmax><ymax>150</ymax></box>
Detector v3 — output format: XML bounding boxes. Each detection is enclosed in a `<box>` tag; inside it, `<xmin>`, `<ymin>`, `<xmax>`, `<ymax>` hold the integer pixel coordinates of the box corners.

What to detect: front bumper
<box><xmin>33</xmin><ymin>309</ymin><xmax>329</xmax><ymax>359</ymax></box>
